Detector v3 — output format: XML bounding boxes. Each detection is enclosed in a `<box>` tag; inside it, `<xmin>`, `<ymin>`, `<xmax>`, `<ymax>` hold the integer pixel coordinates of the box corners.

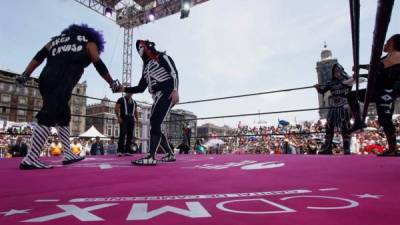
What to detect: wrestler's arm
<box><xmin>22</xmin><ymin>43</ymin><xmax>51</xmax><ymax>76</ymax></box>
<box><xmin>87</xmin><ymin>42</ymin><xmax>113</xmax><ymax>86</ymax></box>
<box><xmin>124</xmin><ymin>76</ymin><xmax>147</xmax><ymax>93</ymax></box>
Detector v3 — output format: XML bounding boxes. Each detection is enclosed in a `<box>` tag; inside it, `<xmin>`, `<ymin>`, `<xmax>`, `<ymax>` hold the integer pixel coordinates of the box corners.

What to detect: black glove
<box><xmin>110</xmin><ymin>80</ymin><xmax>122</xmax><ymax>93</ymax></box>
<box><xmin>15</xmin><ymin>73</ymin><xmax>30</xmax><ymax>86</ymax></box>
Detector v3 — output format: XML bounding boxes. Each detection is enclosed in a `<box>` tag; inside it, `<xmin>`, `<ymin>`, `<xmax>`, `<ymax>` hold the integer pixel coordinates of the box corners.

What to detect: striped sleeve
<box><xmin>162</xmin><ymin>54</ymin><xmax>179</xmax><ymax>91</ymax></box>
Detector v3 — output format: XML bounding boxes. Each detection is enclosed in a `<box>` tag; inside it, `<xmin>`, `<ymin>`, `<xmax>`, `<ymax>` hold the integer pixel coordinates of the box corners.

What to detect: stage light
<box><xmin>104</xmin><ymin>7</ymin><xmax>112</xmax><ymax>18</ymax></box>
<box><xmin>180</xmin><ymin>0</ymin><xmax>191</xmax><ymax>19</ymax></box>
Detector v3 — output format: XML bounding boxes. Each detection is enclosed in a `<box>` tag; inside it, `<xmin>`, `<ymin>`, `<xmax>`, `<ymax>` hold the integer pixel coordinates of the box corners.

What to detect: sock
<box><xmin>21</xmin><ymin>124</ymin><xmax>51</xmax><ymax>168</ymax></box>
<box><xmin>57</xmin><ymin>126</ymin><xmax>78</xmax><ymax>160</ymax></box>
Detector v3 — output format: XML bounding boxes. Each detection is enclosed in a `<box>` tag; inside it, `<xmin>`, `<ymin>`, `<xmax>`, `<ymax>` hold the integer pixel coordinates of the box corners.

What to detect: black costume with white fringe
<box><xmin>317</xmin><ymin>64</ymin><xmax>352</xmax><ymax>154</ymax></box>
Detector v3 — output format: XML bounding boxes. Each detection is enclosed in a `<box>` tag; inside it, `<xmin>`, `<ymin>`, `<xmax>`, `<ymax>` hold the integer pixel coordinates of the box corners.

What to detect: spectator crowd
<box><xmin>1</xmin><ymin>117</ymin><xmax>400</xmax><ymax>158</ymax></box>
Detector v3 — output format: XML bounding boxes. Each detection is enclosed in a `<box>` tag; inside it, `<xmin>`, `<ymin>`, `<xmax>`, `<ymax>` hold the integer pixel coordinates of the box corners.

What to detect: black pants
<box><xmin>118</xmin><ymin>116</ymin><xmax>135</xmax><ymax>154</ymax></box>
<box><xmin>323</xmin><ymin>115</ymin><xmax>351</xmax><ymax>153</ymax></box>
<box><xmin>348</xmin><ymin>89</ymin><xmax>397</xmax><ymax>150</ymax></box>
<box><xmin>36</xmin><ymin>66</ymin><xmax>82</xmax><ymax>127</ymax></box>
<box><xmin>148</xmin><ymin>91</ymin><xmax>174</xmax><ymax>156</ymax></box>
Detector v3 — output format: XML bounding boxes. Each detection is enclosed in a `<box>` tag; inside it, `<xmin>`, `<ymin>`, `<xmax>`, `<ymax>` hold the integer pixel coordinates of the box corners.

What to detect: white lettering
<box><xmin>216</xmin><ymin>198</ymin><xmax>296</xmax><ymax>214</ymax></box>
<box><xmin>77</xmin><ymin>35</ymin><xmax>88</xmax><ymax>42</ymax></box>
<box><xmin>50</xmin><ymin>44</ymin><xmax>83</xmax><ymax>57</ymax></box>
<box><xmin>127</xmin><ymin>202</ymin><xmax>211</xmax><ymax>220</ymax></box>
<box><xmin>76</xmin><ymin>45</ymin><xmax>83</xmax><ymax>52</ymax></box>
<box><xmin>70</xmin><ymin>189</ymin><xmax>312</xmax><ymax>203</ymax></box>
<box><xmin>22</xmin><ymin>203</ymin><xmax>117</xmax><ymax>222</ymax></box>
<box><xmin>241</xmin><ymin>161</ymin><xmax>285</xmax><ymax>170</ymax></box>
<box><xmin>280</xmin><ymin>196</ymin><xmax>359</xmax><ymax>210</ymax></box>
<box><xmin>195</xmin><ymin>160</ymin><xmax>257</xmax><ymax>170</ymax></box>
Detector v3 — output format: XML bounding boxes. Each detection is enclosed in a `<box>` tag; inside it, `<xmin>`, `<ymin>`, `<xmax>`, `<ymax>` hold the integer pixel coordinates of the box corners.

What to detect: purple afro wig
<box><xmin>61</xmin><ymin>24</ymin><xmax>105</xmax><ymax>53</ymax></box>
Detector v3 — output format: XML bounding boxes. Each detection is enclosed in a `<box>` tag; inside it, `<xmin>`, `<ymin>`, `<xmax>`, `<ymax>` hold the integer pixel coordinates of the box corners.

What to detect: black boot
<box><xmin>19</xmin><ymin>161</ymin><xmax>53</xmax><ymax>170</ymax></box>
<box><xmin>62</xmin><ymin>156</ymin><xmax>85</xmax><ymax>165</ymax></box>
<box><xmin>343</xmin><ymin>138</ymin><xmax>351</xmax><ymax>155</ymax></box>
<box><xmin>348</xmin><ymin>95</ymin><xmax>366</xmax><ymax>133</ymax></box>
<box><xmin>319</xmin><ymin>135</ymin><xmax>333</xmax><ymax>155</ymax></box>
<box><xmin>132</xmin><ymin>134</ymin><xmax>160</xmax><ymax>166</ymax></box>
<box><xmin>131</xmin><ymin>154</ymin><xmax>158</xmax><ymax>165</ymax></box>
<box><xmin>349</xmin><ymin>110</ymin><xmax>366</xmax><ymax>133</ymax></box>
<box><xmin>159</xmin><ymin>134</ymin><xmax>176</xmax><ymax>162</ymax></box>
<box><xmin>378</xmin><ymin>135</ymin><xmax>400</xmax><ymax>157</ymax></box>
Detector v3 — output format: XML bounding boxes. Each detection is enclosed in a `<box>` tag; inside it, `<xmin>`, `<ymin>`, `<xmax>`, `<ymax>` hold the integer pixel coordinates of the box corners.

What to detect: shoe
<box><xmin>19</xmin><ymin>162</ymin><xmax>53</xmax><ymax>170</ymax></box>
<box><xmin>377</xmin><ymin>150</ymin><xmax>400</xmax><ymax>157</ymax></box>
<box><xmin>318</xmin><ymin>150</ymin><xmax>333</xmax><ymax>155</ymax></box>
<box><xmin>117</xmin><ymin>153</ymin><xmax>123</xmax><ymax>157</ymax></box>
<box><xmin>131</xmin><ymin>155</ymin><xmax>157</xmax><ymax>166</ymax></box>
<box><xmin>62</xmin><ymin>156</ymin><xmax>85</xmax><ymax>165</ymax></box>
<box><xmin>160</xmin><ymin>153</ymin><xmax>176</xmax><ymax>162</ymax></box>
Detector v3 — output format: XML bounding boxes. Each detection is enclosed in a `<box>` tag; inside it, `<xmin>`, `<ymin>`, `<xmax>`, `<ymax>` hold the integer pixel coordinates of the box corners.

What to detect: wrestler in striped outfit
<box><xmin>125</xmin><ymin>40</ymin><xmax>179</xmax><ymax>165</ymax></box>
<box><xmin>16</xmin><ymin>24</ymin><xmax>121</xmax><ymax>169</ymax></box>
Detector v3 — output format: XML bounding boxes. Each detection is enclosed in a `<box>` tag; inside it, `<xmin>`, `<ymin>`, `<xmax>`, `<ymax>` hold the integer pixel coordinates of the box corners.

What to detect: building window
<box><xmin>17</xmin><ymin>110</ymin><xmax>27</xmax><ymax>116</ymax></box>
<box><xmin>74</xmin><ymin>108</ymin><xmax>81</xmax><ymax>114</ymax></box>
<box><xmin>35</xmin><ymin>99</ymin><xmax>42</xmax><ymax>108</ymax></box>
<box><xmin>17</xmin><ymin>117</ymin><xmax>26</xmax><ymax>122</ymax></box>
<box><xmin>4</xmin><ymin>84</ymin><xmax>11</xmax><ymax>92</ymax></box>
<box><xmin>0</xmin><ymin>107</ymin><xmax>10</xmax><ymax>114</ymax></box>
<box><xmin>1</xmin><ymin>94</ymin><xmax>11</xmax><ymax>103</ymax></box>
<box><xmin>18</xmin><ymin>97</ymin><xmax>28</xmax><ymax>105</ymax></box>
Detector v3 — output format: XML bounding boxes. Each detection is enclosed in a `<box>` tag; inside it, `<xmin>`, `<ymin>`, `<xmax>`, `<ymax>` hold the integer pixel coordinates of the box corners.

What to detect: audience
<box><xmin>1</xmin><ymin>116</ymin><xmax>399</xmax><ymax>158</ymax></box>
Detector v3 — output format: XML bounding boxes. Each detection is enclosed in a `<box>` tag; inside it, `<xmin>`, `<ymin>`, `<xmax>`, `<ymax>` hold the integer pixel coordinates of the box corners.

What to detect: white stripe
<box><xmin>163</xmin><ymin>55</ymin><xmax>178</xmax><ymax>89</ymax></box>
<box><xmin>35</xmin><ymin>199</ymin><xmax>60</xmax><ymax>202</ymax></box>
<box><xmin>151</xmin><ymin>92</ymin><xmax>163</xmax><ymax>117</ymax></box>
<box><xmin>70</xmin><ymin>189</ymin><xmax>312</xmax><ymax>203</ymax></box>
<box><xmin>318</xmin><ymin>188</ymin><xmax>339</xmax><ymax>191</ymax></box>
<box><xmin>99</xmin><ymin>164</ymin><xmax>112</xmax><ymax>170</ymax></box>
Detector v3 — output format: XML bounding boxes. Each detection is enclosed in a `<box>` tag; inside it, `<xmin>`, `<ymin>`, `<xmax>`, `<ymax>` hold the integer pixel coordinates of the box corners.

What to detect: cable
<box><xmin>0</xmin><ymin>80</ymin><xmax>321</xmax><ymax>106</ymax></box>
<box><xmin>0</xmin><ymin>131</ymin><xmax>326</xmax><ymax>140</ymax></box>
<box><xmin>167</xmin><ymin>131</ymin><xmax>325</xmax><ymax>140</ymax></box>
<box><xmin>0</xmin><ymin>79</ymin><xmax>151</xmax><ymax>106</ymax></box>
<box><xmin>177</xmin><ymin>86</ymin><xmax>315</xmax><ymax>105</ymax></box>
<box><xmin>1</xmin><ymin>104</ymin><xmax>329</xmax><ymax>124</ymax></box>
<box><xmin>0</xmin><ymin>105</ymin><xmax>118</xmax><ymax>122</ymax></box>
<box><xmin>164</xmin><ymin>107</ymin><xmax>328</xmax><ymax>123</ymax></box>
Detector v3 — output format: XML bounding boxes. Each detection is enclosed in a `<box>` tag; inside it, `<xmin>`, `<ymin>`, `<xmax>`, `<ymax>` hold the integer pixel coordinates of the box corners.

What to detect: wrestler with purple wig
<box><xmin>16</xmin><ymin>24</ymin><xmax>122</xmax><ymax>169</ymax></box>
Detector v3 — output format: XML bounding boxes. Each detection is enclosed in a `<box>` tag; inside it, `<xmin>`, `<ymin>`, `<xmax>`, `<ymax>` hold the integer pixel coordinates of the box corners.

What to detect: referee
<box><xmin>115</xmin><ymin>93</ymin><xmax>138</xmax><ymax>156</ymax></box>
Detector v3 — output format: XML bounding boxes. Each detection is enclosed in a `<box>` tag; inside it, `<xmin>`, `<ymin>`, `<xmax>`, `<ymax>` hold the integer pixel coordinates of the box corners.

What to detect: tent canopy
<box><xmin>79</xmin><ymin>126</ymin><xmax>106</xmax><ymax>138</ymax></box>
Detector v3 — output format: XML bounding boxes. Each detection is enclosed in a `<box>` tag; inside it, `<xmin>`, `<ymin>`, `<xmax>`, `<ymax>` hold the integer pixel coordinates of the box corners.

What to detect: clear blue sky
<box><xmin>0</xmin><ymin>0</ymin><xmax>399</xmax><ymax>127</ymax></box>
